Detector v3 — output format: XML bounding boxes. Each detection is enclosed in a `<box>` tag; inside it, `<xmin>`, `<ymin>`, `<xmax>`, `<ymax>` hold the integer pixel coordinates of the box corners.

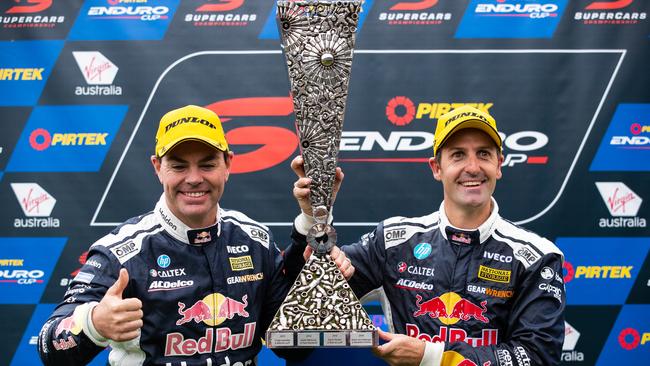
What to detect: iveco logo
<box><xmin>227</xmin><ymin>245</ymin><xmax>249</xmax><ymax>254</ymax></box>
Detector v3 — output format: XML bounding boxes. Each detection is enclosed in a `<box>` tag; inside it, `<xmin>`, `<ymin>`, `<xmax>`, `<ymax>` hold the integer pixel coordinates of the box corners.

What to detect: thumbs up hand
<box><xmin>92</xmin><ymin>268</ymin><xmax>143</xmax><ymax>341</ymax></box>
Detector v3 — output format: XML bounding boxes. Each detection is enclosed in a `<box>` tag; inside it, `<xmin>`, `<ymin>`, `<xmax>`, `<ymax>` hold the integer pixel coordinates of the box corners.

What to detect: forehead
<box><xmin>442</xmin><ymin>128</ymin><xmax>496</xmax><ymax>149</ymax></box>
<box><xmin>164</xmin><ymin>140</ymin><xmax>221</xmax><ymax>161</ymax></box>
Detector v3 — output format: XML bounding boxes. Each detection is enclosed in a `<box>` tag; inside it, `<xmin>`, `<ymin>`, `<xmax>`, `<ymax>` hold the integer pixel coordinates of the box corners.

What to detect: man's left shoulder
<box><xmin>492</xmin><ymin>218</ymin><xmax>563</xmax><ymax>268</ymax></box>
<box><xmin>221</xmin><ymin>208</ymin><xmax>271</xmax><ymax>249</ymax></box>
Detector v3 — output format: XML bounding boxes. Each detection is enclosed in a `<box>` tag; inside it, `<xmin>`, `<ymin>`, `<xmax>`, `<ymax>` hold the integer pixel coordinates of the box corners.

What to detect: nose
<box><xmin>465</xmin><ymin>155</ymin><xmax>481</xmax><ymax>174</ymax></box>
<box><xmin>185</xmin><ymin>165</ymin><xmax>203</xmax><ymax>185</ymax></box>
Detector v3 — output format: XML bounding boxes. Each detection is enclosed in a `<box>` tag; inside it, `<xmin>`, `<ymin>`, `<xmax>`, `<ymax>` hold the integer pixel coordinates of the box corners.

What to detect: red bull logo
<box><xmin>414</xmin><ymin>292</ymin><xmax>489</xmax><ymax>324</ymax></box>
<box><xmin>177</xmin><ymin>293</ymin><xmax>249</xmax><ymax>326</ymax></box>
<box><xmin>193</xmin><ymin>231</ymin><xmax>211</xmax><ymax>244</ymax></box>
<box><xmin>165</xmin><ymin>322</ymin><xmax>256</xmax><ymax>356</ymax></box>
<box><xmin>406</xmin><ymin>323</ymin><xmax>498</xmax><ymax>347</ymax></box>
<box><xmin>54</xmin><ymin>315</ymin><xmax>82</xmax><ymax>337</ymax></box>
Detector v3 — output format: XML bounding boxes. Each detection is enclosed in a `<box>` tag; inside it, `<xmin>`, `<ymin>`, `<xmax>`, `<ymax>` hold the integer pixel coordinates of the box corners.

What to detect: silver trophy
<box><xmin>266</xmin><ymin>1</ymin><xmax>377</xmax><ymax>348</ymax></box>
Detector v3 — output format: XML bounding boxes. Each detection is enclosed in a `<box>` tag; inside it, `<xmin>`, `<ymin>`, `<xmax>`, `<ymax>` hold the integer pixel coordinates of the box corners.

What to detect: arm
<box><xmin>425</xmin><ymin>253</ymin><xmax>566</xmax><ymax>366</ymax></box>
<box><xmin>38</xmin><ymin>248</ymin><xmax>143</xmax><ymax>365</ymax></box>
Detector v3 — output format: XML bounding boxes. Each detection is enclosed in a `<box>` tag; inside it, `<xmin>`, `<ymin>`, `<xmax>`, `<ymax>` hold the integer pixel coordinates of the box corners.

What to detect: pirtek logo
<box><xmin>164</xmin><ymin>117</ymin><xmax>216</xmax><ymax>133</ymax></box>
<box><xmin>29</xmin><ymin>129</ymin><xmax>108</xmax><ymax>151</ymax></box>
<box><xmin>618</xmin><ymin>327</ymin><xmax>650</xmax><ymax>350</ymax></box>
<box><xmin>562</xmin><ymin>262</ymin><xmax>632</xmax><ymax>283</ymax></box>
<box><xmin>0</xmin><ymin>68</ymin><xmax>44</xmax><ymax>80</ymax></box>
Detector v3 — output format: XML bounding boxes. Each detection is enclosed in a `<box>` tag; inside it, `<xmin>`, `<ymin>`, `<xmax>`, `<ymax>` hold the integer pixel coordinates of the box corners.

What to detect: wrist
<box><xmin>419</xmin><ymin>341</ymin><xmax>445</xmax><ymax>366</ymax></box>
<box><xmin>82</xmin><ymin>302</ymin><xmax>110</xmax><ymax>346</ymax></box>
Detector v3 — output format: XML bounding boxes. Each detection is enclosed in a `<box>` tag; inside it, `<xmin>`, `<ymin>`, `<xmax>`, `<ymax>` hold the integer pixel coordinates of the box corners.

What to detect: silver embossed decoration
<box><xmin>267</xmin><ymin>1</ymin><xmax>377</xmax><ymax>348</ymax></box>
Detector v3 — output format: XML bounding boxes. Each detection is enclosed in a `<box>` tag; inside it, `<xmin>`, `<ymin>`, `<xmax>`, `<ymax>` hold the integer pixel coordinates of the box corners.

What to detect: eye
<box><xmin>478</xmin><ymin>150</ymin><xmax>492</xmax><ymax>158</ymax></box>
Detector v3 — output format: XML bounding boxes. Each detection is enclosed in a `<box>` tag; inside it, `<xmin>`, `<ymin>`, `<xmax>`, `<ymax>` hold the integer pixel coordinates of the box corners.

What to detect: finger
<box><xmin>117</xmin><ymin>328</ymin><xmax>141</xmax><ymax>342</ymax></box>
<box><xmin>302</xmin><ymin>246</ymin><xmax>313</xmax><ymax>261</ymax></box>
<box><xmin>329</xmin><ymin>246</ymin><xmax>342</xmax><ymax>260</ymax></box>
<box><xmin>378</xmin><ymin>329</ymin><xmax>395</xmax><ymax>341</ymax></box>
<box><xmin>290</xmin><ymin>155</ymin><xmax>306</xmax><ymax>178</ymax></box>
<box><xmin>335</xmin><ymin>167</ymin><xmax>344</xmax><ymax>183</ymax></box>
<box><xmin>115</xmin><ymin>298</ymin><xmax>143</xmax><ymax>312</ymax></box>
<box><xmin>106</xmin><ymin>268</ymin><xmax>129</xmax><ymax>298</ymax></box>
<box><xmin>343</xmin><ymin>265</ymin><xmax>355</xmax><ymax>280</ymax></box>
<box><xmin>120</xmin><ymin>318</ymin><xmax>144</xmax><ymax>333</ymax></box>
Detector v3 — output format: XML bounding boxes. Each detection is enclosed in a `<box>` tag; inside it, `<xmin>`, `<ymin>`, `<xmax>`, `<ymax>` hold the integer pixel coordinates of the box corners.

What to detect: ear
<box><xmin>429</xmin><ymin>156</ymin><xmax>442</xmax><ymax>181</ymax></box>
<box><xmin>151</xmin><ymin>155</ymin><xmax>163</xmax><ymax>183</ymax></box>
<box><xmin>495</xmin><ymin>152</ymin><xmax>504</xmax><ymax>180</ymax></box>
<box><xmin>224</xmin><ymin>151</ymin><xmax>234</xmax><ymax>181</ymax></box>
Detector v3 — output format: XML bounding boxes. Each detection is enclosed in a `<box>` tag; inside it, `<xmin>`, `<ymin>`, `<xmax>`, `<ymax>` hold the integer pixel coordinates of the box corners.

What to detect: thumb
<box><xmin>106</xmin><ymin>268</ymin><xmax>129</xmax><ymax>298</ymax></box>
<box><xmin>378</xmin><ymin>329</ymin><xmax>395</xmax><ymax>342</ymax></box>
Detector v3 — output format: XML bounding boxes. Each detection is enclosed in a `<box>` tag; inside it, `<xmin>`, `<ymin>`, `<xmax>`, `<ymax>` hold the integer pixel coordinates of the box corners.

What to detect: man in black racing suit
<box><xmin>287</xmin><ymin>105</ymin><xmax>566</xmax><ymax>366</ymax></box>
<box><xmin>37</xmin><ymin>105</ymin><xmax>305</xmax><ymax>366</ymax></box>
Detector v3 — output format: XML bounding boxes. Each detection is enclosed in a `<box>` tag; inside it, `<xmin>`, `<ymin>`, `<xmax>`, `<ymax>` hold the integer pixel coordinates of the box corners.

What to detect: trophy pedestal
<box><xmin>266</xmin><ymin>254</ymin><xmax>378</xmax><ymax>348</ymax></box>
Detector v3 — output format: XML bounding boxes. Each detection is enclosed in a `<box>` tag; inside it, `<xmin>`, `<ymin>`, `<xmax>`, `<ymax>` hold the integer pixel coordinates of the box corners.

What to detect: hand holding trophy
<box><xmin>266</xmin><ymin>0</ymin><xmax>378</xmax><ymax>348</ymax></box>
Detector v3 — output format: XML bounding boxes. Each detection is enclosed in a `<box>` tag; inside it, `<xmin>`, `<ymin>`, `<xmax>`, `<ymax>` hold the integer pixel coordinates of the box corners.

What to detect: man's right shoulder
<box><xmin>380</xmin><ymin>212</ymin><xmax>440</xmax><ymax>249</ymax></box>
<box><xmin>90</xmin><ymin>211</ymin><xmax>164</xmax><ymax>264</ymax></box>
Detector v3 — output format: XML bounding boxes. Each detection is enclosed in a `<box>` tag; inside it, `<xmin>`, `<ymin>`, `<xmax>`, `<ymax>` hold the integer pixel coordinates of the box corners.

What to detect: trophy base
<box><xmin>266</xmin><ymin>329</ymin><xmax>378</xmax><ymax>348</ymax></box>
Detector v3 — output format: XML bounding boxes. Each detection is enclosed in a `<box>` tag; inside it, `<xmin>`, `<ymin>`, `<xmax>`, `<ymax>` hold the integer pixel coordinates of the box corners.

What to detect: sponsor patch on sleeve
<box><xmin>229</xmin><ymin>256</ymin><xmax>254</xmax><ymax>271</ymax></box>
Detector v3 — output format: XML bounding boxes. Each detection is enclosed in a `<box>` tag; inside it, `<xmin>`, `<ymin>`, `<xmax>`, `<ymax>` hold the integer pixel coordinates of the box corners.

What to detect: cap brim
<box><xmin>436</xmin><ymin>119</ymin><xmax>502</xmax><ymax>155</ymax></box>
<box><xmin>157</xmin><ymin>137</ymin><xmax>228</xmax><ymax>157</ymax></box>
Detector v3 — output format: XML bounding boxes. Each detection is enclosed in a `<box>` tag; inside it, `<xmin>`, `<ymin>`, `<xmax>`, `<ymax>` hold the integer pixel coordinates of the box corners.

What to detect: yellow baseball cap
<box><xmin>155</xmin><ymin>105</ymin><xmax>229</xmax><ymax>158</ymax></box>
<box><xmin>433</xmin><ymin>105</ymin><xmax>502</xmax><ymax>157</ymax></box>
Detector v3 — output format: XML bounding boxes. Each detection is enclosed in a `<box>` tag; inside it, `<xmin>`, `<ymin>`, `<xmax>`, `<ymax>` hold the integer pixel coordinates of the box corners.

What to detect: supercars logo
<box><xmin>575</xmin><ymin>0</ymin><xmax>647</xmax><ymax>25</ymax></box>
<box><xmin>184</xmin><ymin>0</ymin><xmax>257</xmax><ymax>27</ymax></box>
<box><xmin>378</xmin><ymin>0</ymin><xmax>452</xmax><ymax>26</ymax></box>
<box><xmin>6</xmin><ymin>0</ymin><xmax>52</xmax><ymax>13</ymax></box>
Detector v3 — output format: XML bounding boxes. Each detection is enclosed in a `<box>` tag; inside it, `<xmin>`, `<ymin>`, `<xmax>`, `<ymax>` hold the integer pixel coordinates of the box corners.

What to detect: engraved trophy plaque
<box><xmin>266</xmin><ymin>0</ymin><xmax>377</xmax><ymax>348</ymax></box>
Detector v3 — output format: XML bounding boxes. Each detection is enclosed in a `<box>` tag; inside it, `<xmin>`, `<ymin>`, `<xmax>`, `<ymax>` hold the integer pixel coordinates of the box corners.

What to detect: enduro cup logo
<box><xmin>0</xmin><ymin>237</ymin><xmax>66</xmax><ymax>304</ymax></box>
<box><xmin>184</xmin><ymin>0</ymin><xmax>257</xmax><ymax>27</ymax></box>
<box><xmin>574</xmin><ymin>0</ymin><xmax>647</xmax><ymax>25</ymax></box>
<box><xmin>10</xmin><ymin>182</ymin><xmax>60</xmax><ymax>228</ymax></box>
<box><xmin>456</xmin><ymin>0</ymin><xmax>568</xmax><ymax>38</ymax></box>
<box><xmin>591</xmin><ymin>104</ymin><xmax>650</xmax><ymax>171</ymax></box>
<box><xmin>377</xmin><ymin>0</ymin><xmax>453</xmax><ymax>26</ymax></box>
<box><xmin>68</xmin><ymin>0</ymin><xmax>179</xmax><ymax>40</ymax></box>
<box><xmin>72</xmin><ymin>51</ymin><xmax>122</xmax><ymax>96</ymax></box>
<box><xmin>595</xmin><ymin>182</ymin><xmax>646</xmax><ymax>228</ymax></box>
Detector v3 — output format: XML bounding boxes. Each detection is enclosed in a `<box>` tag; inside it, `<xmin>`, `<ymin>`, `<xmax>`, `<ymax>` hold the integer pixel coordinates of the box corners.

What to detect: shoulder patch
<box><xmin>383</xmin><ymin>212</ymin><xmax>439</xmax><ymax>249</ymax></box>
<box><xmin>222</xmin><ymin>209</ymin><xmax>270</xmax><ymax>249</ymax></box>
<box><xmin>92</xmin><ymin>214</ymin><xmax>162</xmax><ymax>264</ymax></box>
<box><xmin>494</xmin><ymin>219</ymin><xmax>563</xmax><ymax>268</ymax></box>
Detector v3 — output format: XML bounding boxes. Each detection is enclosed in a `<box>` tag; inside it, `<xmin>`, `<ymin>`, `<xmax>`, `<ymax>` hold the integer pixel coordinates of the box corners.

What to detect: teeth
<box><xmin>184</xmin><ymin>192</ymin><xmax>206</xmax><ymax>197</ymax></box>
<box><xmin>461</xmin><ymin>181</ymin><xmax>481</xmax><ymax>187</ymax></box>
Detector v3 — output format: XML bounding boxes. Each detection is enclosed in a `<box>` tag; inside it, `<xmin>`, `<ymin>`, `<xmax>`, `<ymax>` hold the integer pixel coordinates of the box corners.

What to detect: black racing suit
<box><xmin>287</xmin><ymin>199</ymin><xmax>565</xmax><ymax>366</ymax></box>
<box><xmin>38</xmin><ymin>196</ymin><xmax>291</xmax><ymax>366</ymax></box>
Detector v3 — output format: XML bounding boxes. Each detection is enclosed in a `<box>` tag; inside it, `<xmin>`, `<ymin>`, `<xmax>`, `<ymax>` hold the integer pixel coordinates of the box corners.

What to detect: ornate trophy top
<box><xmin>278</xmin><ymin>1</ymin><xmax>362</xmax><ymax>232</ymax></box>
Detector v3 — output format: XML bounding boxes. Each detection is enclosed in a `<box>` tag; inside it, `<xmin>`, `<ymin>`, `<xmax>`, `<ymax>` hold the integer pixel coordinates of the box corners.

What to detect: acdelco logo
<box><xmin>0</xmin><ymin>68</ymin><xmax>44</xmax><ymax>80</ymax></box>
<box><xmin>28</xmin><ymin>129</ymin><xmax>108</xmax><ymax>151</ymax></box>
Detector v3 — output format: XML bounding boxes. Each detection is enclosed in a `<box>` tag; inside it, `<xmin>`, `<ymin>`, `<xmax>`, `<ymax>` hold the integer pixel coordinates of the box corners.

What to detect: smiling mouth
<box><xmin>459</xmin><ymin>180</ymin><xmax>485</xmax><ymax>187</ymax></box>
<box><xmin>181</xmin><ymin>191</ymin><xmax>207</xmax><ymax>198</ymax></box>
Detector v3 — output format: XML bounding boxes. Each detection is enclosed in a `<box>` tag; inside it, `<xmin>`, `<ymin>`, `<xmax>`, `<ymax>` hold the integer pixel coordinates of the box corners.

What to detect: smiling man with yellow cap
<box><xmin>39</xmin><ymin>104</ymin><xmax>313</xmax><ymax>365</ymax></box>
<box><xmin>288</xmin><ymin>105</ymin><xmax>565</xmax><ymax>366</ymax></box>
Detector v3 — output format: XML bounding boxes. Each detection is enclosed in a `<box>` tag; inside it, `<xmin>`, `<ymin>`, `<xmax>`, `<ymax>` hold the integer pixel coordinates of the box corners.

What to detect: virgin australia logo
<box><xmin>72</xmin><ymin>51</ymin><xmax>122</xmax><ymax>96</ymax></box>
<box><xmin>595</xmin><ymin>182</ymin><xmax>645</xmax><ymax>228</ymax></box>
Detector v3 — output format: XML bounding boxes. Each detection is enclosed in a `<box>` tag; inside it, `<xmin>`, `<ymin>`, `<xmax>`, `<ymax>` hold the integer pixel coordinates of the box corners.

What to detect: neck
<box><xmin>444</xmin><ymin>200</ymin><xmax>492</xmax><ymax>229</ymax></box>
